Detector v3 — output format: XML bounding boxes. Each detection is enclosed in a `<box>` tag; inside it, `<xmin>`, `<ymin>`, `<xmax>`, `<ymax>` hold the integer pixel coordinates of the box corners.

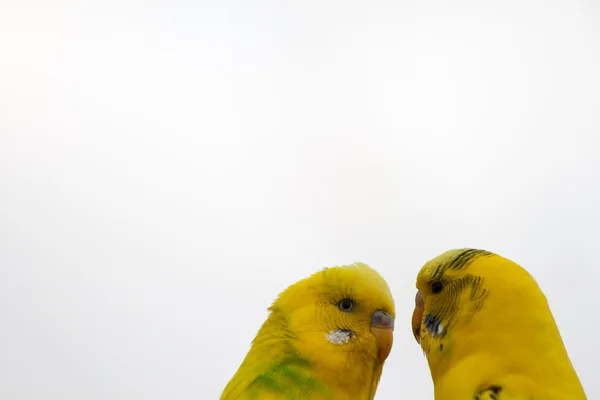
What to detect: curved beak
<box><xmin>370</xmin><ymin>310</ymin><xmax>394</xmax><ymax>363</ymax></box>
<box><xmin>411</xmin><ymin>290</ymin><xmax>424</xmax><ymax>344</ymax></box>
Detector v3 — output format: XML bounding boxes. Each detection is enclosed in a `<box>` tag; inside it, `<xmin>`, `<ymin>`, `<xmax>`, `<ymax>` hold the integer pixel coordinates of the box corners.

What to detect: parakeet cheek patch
<box><xmin>424</xmin><ymin>314</ymin><xmax>444</xmax><ymax>337</ymax></box>
<box><xmin>325</xmin><ymin>329</ymin><xmax>354</xmax><ymax>345</ymax></box>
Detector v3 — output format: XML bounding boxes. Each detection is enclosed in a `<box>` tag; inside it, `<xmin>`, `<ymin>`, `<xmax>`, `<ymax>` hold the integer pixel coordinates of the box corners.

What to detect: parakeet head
<box><xmin>411</xmin><ymin>249</ymin><xmax>566</xmax><ymax>372</ymax></box>
<box><xmin>274</xmin><ymin>262</ymin><xmax>395</xmax><ymax>366</ymax></box>
<box><xmin>411</xmin><ymin>249</ymin><xmax>497</xmax><ymax>349</ymax></box>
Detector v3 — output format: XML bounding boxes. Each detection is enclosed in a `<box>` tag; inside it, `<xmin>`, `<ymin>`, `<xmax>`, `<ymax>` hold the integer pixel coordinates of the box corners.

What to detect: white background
<box><xmin>1</xmin><ymin>1</ymin><xmax>598</xmax><ymax>399</ymax></box>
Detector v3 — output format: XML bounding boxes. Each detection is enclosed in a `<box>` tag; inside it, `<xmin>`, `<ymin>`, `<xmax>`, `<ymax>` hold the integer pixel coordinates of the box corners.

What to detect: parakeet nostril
<box><xmin>371</xmin><ymin>310</ymin><xmax>394</xmax><ymax>330</ymax></box>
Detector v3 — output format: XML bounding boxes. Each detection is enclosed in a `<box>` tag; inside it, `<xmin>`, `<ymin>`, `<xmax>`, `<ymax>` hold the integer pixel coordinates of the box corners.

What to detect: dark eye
<box><xmin>338</xmin><ymin>298</ymin><xmax>354</xmax><ymax>312</ymax></box>
<box><xmin>431</xmin><ymin>281</ymin><xmax>444</xmax><ymax>294</ymax></box>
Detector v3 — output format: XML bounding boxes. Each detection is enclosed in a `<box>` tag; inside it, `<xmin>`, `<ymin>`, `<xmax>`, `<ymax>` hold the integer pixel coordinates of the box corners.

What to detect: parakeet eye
<box><xmin>431</xmin><ymin>281</ymin><xmax>444</xmax><ymax>294</ymax></box>
<box><xmin>338</xmin><ymin>298</ymin><xmax>354</xmax><ymax>311</ymax></box>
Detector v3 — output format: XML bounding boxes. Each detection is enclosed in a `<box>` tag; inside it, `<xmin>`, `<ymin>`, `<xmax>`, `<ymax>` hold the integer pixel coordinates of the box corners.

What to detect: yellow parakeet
<box><xmin>411</xmin><ymin>248</ymin><xmax>587</xmax><ymax>399</ymax></box>
<box><xmin>221</xmin><ymin>262</ymin><xmax>395</xmax><ymax>400</ymax></box>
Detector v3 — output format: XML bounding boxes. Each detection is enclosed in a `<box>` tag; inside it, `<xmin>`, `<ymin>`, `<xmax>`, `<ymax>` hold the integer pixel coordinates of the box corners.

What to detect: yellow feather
<box><xmin>221</xmin><ymin>262</ymin><xmax>395</xmax><ymax>400</ymax></box>
<box><xmin>414</xmin><ymin>249</ymin><xmax>587</xmax><ymax>400</ymax></box>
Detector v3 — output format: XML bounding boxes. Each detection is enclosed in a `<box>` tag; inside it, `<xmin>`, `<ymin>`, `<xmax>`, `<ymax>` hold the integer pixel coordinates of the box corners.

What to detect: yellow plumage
<box><xmin>411</xmin><ymin>248</ymin><xmax>587</xmax><ymax>400</ymax></box>
<box><xmin>221</xmin><ymin>262</ymin><xmax>395</xmax><ymax>400</ymax></box>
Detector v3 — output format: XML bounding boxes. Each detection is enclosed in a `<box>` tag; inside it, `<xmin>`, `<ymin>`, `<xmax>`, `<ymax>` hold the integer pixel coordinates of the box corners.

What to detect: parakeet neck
<box><xmin>294</xmin><ymin>332</ymin><xmax>382</xmax><ymax>400</ymax></box>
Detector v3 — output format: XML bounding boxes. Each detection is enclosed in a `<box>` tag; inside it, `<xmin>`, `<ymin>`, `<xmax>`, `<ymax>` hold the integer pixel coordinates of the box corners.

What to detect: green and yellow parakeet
<box><xmin>221</xmin><ymin>262</ymin><xmax>395</xmax><ymax>400</ymax></box>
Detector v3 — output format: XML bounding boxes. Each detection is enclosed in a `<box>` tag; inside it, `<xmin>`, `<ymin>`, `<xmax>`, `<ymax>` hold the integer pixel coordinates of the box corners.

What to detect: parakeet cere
<box><xmin>411</xmin><ymin>248</ymin><xmax>587</xmax><ymax>400</ymax></box>
<box><xmin>221</xmin><ymin>262</ymin><xmax>395</xmax><ymax>400</ymax></box>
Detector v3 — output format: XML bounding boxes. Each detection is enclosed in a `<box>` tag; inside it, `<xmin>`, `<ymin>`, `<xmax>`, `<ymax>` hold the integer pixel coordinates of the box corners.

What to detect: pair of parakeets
<box><xmin>220</xmin><ymin>249</ymin><xmax>587</xmax><ymax>399</ymax></box>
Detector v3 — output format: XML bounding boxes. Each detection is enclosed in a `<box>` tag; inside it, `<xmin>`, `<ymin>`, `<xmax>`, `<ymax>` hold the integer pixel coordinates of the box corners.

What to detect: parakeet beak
<box><xmin>411</xmin><ymin>290</ymin><xmax>424</xmax><ymax>344</ymax></box>
<box><xmin>370</xmin><ymin>310</ymin><xmax>395</xmax><ymax>363</ymax></box>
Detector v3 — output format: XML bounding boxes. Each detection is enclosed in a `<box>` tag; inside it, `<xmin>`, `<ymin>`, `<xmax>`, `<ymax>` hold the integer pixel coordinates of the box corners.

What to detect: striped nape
<box><xmin>431</xmin><ymin>249</ymin><xmax>493</xmax><ymax>281</ymax></box>
<box><xmin>447</xmin><ymin>249</ymin><xmax>492</xmax><ymax>270</ymax></box>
